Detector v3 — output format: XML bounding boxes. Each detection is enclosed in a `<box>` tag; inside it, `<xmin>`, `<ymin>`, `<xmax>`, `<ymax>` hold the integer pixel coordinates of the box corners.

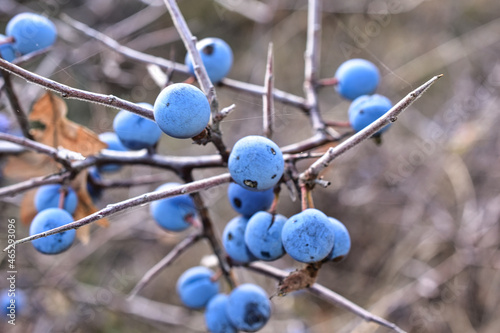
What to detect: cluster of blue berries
<box><xmin>334</xmin><ymin>58</ymin><xmax>393</xmax><ymax>136</ymax></box>
<box><xmin>28</xmin><ymin>184</ymin><xmax>78</xmax><ymax>255</ymax></box>
<box><xmin>0</xmin><ymin>13</ymin><xmax>57</xmax><ymax>62</ymax></box>
<box><xmin>223</xmin><ymin>184</ymin><xmax>351</xmax><ymax>265</ymax></box>
<box><xmin>176</xmin><ymin>266</ymin><xmax>271</xmax><ymax>332</ymax></box>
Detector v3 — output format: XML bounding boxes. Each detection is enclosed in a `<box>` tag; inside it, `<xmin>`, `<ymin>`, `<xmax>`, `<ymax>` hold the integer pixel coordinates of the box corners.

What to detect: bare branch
<box><xmin>303</xmin><ymin>0</ymin><xmax>327</xmax><ymax>133</ymax></box>
<box><xmin>0</xmin><ymin>132</ymin><xmax>81</xmax><ymax>169</ymax></box>
<box><xmin>263</xmin><ymin>42</ymin><xmax>274</xmax><ymax>138</ymax></box>
<box><xmin>300</xmin><ymin>74</ymin><xmax>443</xmax><ymax>184</ymax></box>
<box><xmin>1</xmin><ymin>72</ymin><xmax>32</xmax><ymax>139</ymax></box>
<box><xmin>162</xmin><ymin>0</ymin><xmax>217</xmax><ymax>107</ymax></box>
<box><xmin>0</xmin><ymin>58</ymin><xmax>154</xmax><ymax>120</ymax></box>
<box><xmin>3</xmin><ymin>173</ymin><xmax>232</xmax><ymax>252</ymax></box>
<box><xmin>213</xmin><ymin>104</ymin><xmax>236</xmax><ymax>123</ymax></box>
<box><xmin>246</xmin><ymin>262</ymin><xmax>407</xmax><ymax>333</ymax></box>
<box><xmin>60</xmin><ymin>14</ymin><xmax>189</xmax><ymax>75</ymax></box>
<box><xmin>128</xmin><ymin>232</ymin><xmax>202</xmax><ymax>299</ymax></box>
<box><xmin>62</xmin><ymin>15</ymin><xmax>308</xmax><ymax>112</ymax></box>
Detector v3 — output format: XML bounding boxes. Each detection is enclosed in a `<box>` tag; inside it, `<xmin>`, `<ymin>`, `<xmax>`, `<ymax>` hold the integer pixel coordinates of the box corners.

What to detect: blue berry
<box><xmin>205</xmin><ymin>294</ymin><xmax>237</xmax><ymax>333</ymax></box>
<box><xmin>29</xmin><ymin>208</ymin><xmax>76</xmax><ymax>254</ymax></box>
<box><xmin>150</xmin><ymin>183</ymin><xmax>197</xmax><ymax>232</ymax></box>
<box><xmin>228</xmin><ymin>136</ymin><xmax>284</xmax><ymax>191</ymax></box>
<box><xmin>222</xmin><ymin>216</ymin><xmax>256</xmax><ymax>264</ymax></box>
<box><xmin>327</xmin><ymin>217</ymin><xmax>351</xmax><ymax>262</ymax></box>
<box><xmin>34</xmin><ymin>184</ymin><xmax>78</xmax><ymax>215</ymax></box>
<box><xmin>153</xmin><ymin>83</ymin><xmax>210</xmax><ymax>139</ymax></box>
<box><xmin>86</xmin><ymin>167</ymin><xmax>103</xmax><ymax>202</ymax></box>
<box><xmin>98</xmin><ymin>132</ymin><xmax>129</xmax><ymax>172</ymax></box>
<box><xmin>112</xmin><ymin>103</ymin><xmax>162</xmax><ymax>150</ymax></box>
<box><xmin>226</xmin><ymin>284</ymin><xmax>271</xmax><ymax>332</ymax></box>
<box><xmin>281</xmin><ymin>208</ymin><xmax>335</xmax><ymax>263</ymax></box>
<box><xmin>0</xmin><ymin>113</ymin><xmax>12</xmax><ymax>133</ymax></box>
<box><xmin>6</xmin><ymin>13</ymin><xmax>57</xmax><ymax>55</ymax></box>
<box><xmin>176</xmin><ymin>266</ymin><xmax>219</xmax><ymax>309</ymax></box>
<box><xmin>245</xmin><ymin>212</ymin><xmax>286</xmax><ymax>261</ymax></box>
<box><xmin>1</xmin><ymin>289</ymin><xmax>26</xmax><ymax>317</ymax></box>
<box><xmin>185</xmin><ymin>37</ymin><xmax>233</xmax><ymax>83</ymax></box>
<box><xmin>334</xmin><ymin>58</ymin><xmax>380</xmax><ymax>100</ymax></box>
<box><xmin>227</xmin><ymin>183</ymin><xmax>274</xmax><ymax>217</ymax></box>
<box><xmin>0</xmin><ymin>34</ymin><xmax>16</xmax><ymax>62</ymax></box>
<box><xmin>348</xmin><ymin>94</ymin><xmax>392</xmax><ymax>134</ymax></box>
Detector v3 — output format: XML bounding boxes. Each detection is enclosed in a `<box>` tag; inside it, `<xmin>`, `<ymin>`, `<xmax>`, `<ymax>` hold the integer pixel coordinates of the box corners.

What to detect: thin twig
<box><xmin>3</xmin><ymin>173</ymin><xmax>232</xmax><ymax>252</ymax></box>
<box><xmin>213</xmin><ymin>104</ymin><xmax>236</xmax><ymax>123</ymax></box>
<box><xmin>128</xmin><ymin>232</ymin><xmax>202</xmax><ymax>299</ymax></box>
<box><xmin>246</xmin><ymin>262</ymin><xmax>407</xmax><ymax>333</ymax></box>
<box><xmin>221</xmin><ymin>78</ymin><xmax>309</xmax><ymax>111</ymax></box>
<box><xmin>182</xmin><ymin>172</ymin><xmax>236</xmax><ymax>289</ymax></box>
<box><xmin>303</xmin><ymin>0</ymin><xmax>327</xmax><ymax>133</ymax></box>
<box><xmin>263</xmin><ymin>42</ymin><xmax>274</xmax><ymax>138</ymax></box>
<box><xmin>0</xmin><ymin>58</ymin><xmax>154</xmax><ymax>120</ymax></box>
<box><xmin>300</xmin><ymin>74</ymin><xmax>443</xmax><ymax>184</ymax></box>
<box><xmin>60</xmin><ymin>14</ymin><xmax>188</xmax><ymax>74</ymax></box>
<box><xmin>1</xmin><ymin>72</ymin><xmax>33</xmax><ymax>139</ymax></box>
<box><xmin>163</xmin><ymin>0</ymin><xmax>217</xmax><ymax>108</ymax></box>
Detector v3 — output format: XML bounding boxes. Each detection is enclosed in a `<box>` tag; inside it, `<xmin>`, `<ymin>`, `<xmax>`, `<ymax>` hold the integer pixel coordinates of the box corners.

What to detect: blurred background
<box><xmin>1</xmin><ymin>0</ymin><xmax>500</xmax><ymax>332</ymax></box>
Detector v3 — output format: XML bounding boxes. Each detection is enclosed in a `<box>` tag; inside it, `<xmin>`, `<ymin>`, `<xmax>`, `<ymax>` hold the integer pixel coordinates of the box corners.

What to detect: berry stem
<box><xmin>0</xmin><ymin>35</ymin><xmax>15</xmax><ymax>46</ymax></box>
<box><xmin>317</xmin><ymin>77</ymin><xmax>338</xmax><ymax>86</ymax></box>
<box><xmin>58</xmin><ymin>186</ymin><xmax>68</xmax><ymax>210</ymax></box>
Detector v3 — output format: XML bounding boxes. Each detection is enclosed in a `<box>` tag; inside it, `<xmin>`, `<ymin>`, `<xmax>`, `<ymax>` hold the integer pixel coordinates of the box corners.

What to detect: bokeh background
<box><xmin>1</xmin><ymin>0</ymin><xmax>500</xmax><ymax>332</ymax></box>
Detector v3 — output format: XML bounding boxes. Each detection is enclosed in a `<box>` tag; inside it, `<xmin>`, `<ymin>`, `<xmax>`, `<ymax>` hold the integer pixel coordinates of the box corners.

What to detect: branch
<box><xmin>1</xmin><ymin>72</ymin><xmax>32</xmax><ymax>139</ymax></box>
<box><xmin>62</xmin><ymin>15</ymin><xmax>308</xmax><ymax>112</ymax></box>
<box><xmin>0</xmin><ymin>132</ymin><xmax>83</xmax><ymax>169</ymax></box>
<box><xmin>263</xmin><ymin>42</ymin><xmax>274</xmax><ymax>138</ymax></box>
<box><xmin>70</xmin><ymin>282</ymin><xmax>204</xmax><ymax>330</ymax></box>
<box><xmin>182</xmin><ymin>172</ymin><xmax>236</xmax><ymax>289</ymax></box>
<box><xmin>163</xmin><ymin>0</ymin><xmax>217</xmax><ymax>107</ymax></box>
<box><xmin>246</xmin><ymin>262</ymin><xmax>407</xmax><ymax>333</ymax></box>
<box><xmin>303</xmin><ymin>0</ymin><xmax>327</xmax><ymax>133</ymax></box>
<box><xmin>0</xmin><ymin>58</ymin><xmax>154</xmax><ymax>120</ymax></box>
<box><xmin>0</xmin><ymin>172</ymin><xmax>70</xmax><ymax>198</ymax></box>
<box><xmin>128</xmin><ymin>232</ymin><xmax>202</xmax><ymax>299</ymax></box>
<box><xmin>60</xmin><ymin>14</ymin><xmax>189</xmax><ymax>74</ymax></box>
<box><xmin>3</xmin><ymin>173</ymin><xmax>232</xmax><ymax>251</ymax></box>
<box><xmin>300</xmin><ymin>74</ymin><xmax>443</xmax><ymax>184</ymax></box>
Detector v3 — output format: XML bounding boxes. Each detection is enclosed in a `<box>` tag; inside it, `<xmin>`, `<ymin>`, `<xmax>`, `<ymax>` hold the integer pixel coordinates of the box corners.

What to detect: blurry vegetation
<box><xmin>1</xmin><ymin>0</ymin><xmax>500</xmax><ymax>332</ymax></box>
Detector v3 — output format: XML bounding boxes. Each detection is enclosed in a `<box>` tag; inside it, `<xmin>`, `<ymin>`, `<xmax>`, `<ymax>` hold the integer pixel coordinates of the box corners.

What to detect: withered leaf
<box><xmin>5</xmin><ymin>93</ymin><xmax>107</xmax><ymax>179</ymax></box>
<box><xmin>276</xmin><ymin>262</ymin><xmax>323</xmax><ymax>296</ymax></box>
<box><xmin>9</xmin><ymin>92</ymin><xmax>109</xmax><ymax>239</ymax></box>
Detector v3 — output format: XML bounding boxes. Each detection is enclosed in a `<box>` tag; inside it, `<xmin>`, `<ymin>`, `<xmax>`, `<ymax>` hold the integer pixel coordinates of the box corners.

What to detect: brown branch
<box><xmin>128</xmin><ymin>232</ymin><xmax>202</xmax><ymax>299</ymax></box>
<box><xmin>182</xmin><ymin>172</ymin><xmax>236</xmax><ymax>289</ymax></box>
<box><xmin>3</xmin><ymin>173</ymin><xmax>232</xmax><ymax>252</ymax></box>
<box><xmin>1</xmin><ymin>72</ymin><xmax>32</xmax><ymax>139</ymax></box>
